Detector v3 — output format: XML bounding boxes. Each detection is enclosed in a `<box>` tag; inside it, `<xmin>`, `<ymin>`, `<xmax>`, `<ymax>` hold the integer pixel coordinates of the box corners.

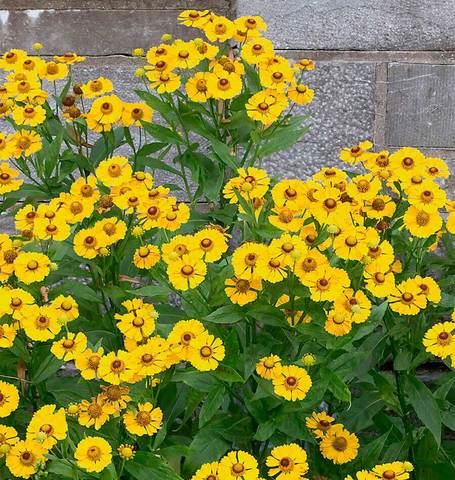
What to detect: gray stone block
<box><xmin>386</xmin><ymin>63</ymin><xmax>455</xmax><ymax>148</ymax></box>
<box><xmin>0</xmin><ymin>1</ymin><xmax>230</xmax><ymax>10</ymax></box>
<box><xmin>263</xmin><ymin>60</ymin><xmax>376</xmax><ymax>179</ymax></box>
<box><xmin>0</xmin><ymin>8</ymin><xmax>227</xmax><ymax>56</ymax></box>
<box><xmin>237</xmin><ymin>0</ymin><xmax>455</xmax><ymax>51</ymax></box>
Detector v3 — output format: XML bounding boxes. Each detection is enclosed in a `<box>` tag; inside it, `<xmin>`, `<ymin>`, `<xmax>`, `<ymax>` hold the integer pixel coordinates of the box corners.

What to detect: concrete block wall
<box><xmin>0</xmin><ymin>0</ymin><xmax>454</xmax><ymax>193</ymax></box>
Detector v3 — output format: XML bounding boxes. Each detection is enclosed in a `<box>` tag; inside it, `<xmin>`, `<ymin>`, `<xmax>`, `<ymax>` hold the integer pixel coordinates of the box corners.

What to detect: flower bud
<box><xmin>33</xmin><ymin>42</ymin><xmax>43</xmax><ymax>51</ymax></box>
<box><xmin>132</xmin><ymin>48</ymin><xmax>144</xmax><ymax>57</ymax></box>
<box><xmin>50</xmin><ymin>262</ymin><xmax>58</xmax><ymax>271</ymax></box>
<box><xmin>161</xmin><ymin>33</ymin><xmax>172</xmax><ymax>42</ymax></box>
<box><xmin>134</xmin><ymin>68</ymin><xmax>145</xmax><ymax>78</ymax></box>
<box><xmin>302</xmin><ymin>353</ymin><xmax>316</xmax><ymax>366</ymax></box>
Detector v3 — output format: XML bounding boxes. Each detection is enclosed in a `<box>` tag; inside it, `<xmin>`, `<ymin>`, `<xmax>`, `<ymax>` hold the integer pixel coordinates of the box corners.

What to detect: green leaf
<box><xmin>247</xmin><ymin>304</ymin><xmax>285</xmax><ymax>326</ymax></box>
<box><xmin>211</xmin><ymin>365</ymin><xmax>244</xmax><ymax>384</ymax></box>
<box><xmin>209</xmin><ymin>138</ymin><xmax>239</xmax><ymax>169</ymax></box>
<box><xmin>257</xmin><ymin>125</ymin><xmax>309</xmax><ymax>158</ymax></box>
<box><xmin>135</xmin><ymin>90</ymin><xmax>176</xmax><ymax>122</ymax></box>
<box><xmin>199</xmin><ymin>385</ymin><xmax>225</xmax><ymax>427</ymax></box>
<box><xmin>130</xmin><ymin>285</ymin><xmax>172</xmax><ymax>298</ymax></box>
<box><xmin>142</xmin><ymin>121</ymin><xmax>184</xmax><ymax>145</ymax></box>
<box><xmin>358</xmin><ymin>429</ymin><xmax>390</xmax><ymax>469</ymax></box>
<box><xmin>125</xmin><ymin>452</ymin><xmax>183</xmax><ymax>480</ymax></box>
<box><xmin>322</xmin><ymin>367</ymin><xmax>351</xmax><ymax>403</ymax></box>
<box><xmin>254</xmin><ymin>418</ymin><xmax>276</xmax><ymax>441</ymax></box>
<box><xmin>204</xmin><ymin>305</ymin><xmax>244</xmax><ymax>324</ymax></box>
<box><xmin>406</xmin><ymin>375</ymin><xmax>441</xmax><ymax>446</ymax></box>
<box><xmin>369</xmin><ymin>301</ymin><xmax>388</xmax><ymax>324</ymax></box>
<box><xmin>30</xmin><ymin>350</ymin><xmax>63</xmax><ymax>384</ymax></box>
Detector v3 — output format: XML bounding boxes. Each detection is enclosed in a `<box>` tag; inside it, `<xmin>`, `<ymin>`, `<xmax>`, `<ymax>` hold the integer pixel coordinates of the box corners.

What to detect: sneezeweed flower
<box><xmin>13</xmin><ymin>252</ymin><xmax>51</xmax><ymax>284</ymax></box>
<box><xmin>21</xmin><ymin>305</ymin><xmax>61</xmax><ymax>341</ymax></box>
<box><xmin>191</xmin><ymin>462</ymin><xmax>220</xmax><ymax>480</ymax></box>
<box><xmin>96</xmin><ymin>156</ymin><xmax>132</xmax><ymax>187</ymax></box>
<box><xmin>189</xmin><ymin>333</ymin><xmax>225</xmax><ymax>371</ymax></box>
<box><xmin>288</xmin><ymin>84</ymin><xmax>314</xmax><ymax>105</ymax></box>
<box><xmin>123</xmin><ymin>402</ymin><xmax>163</xmax><ymax>436</ymax></box>
<box><xmin>371</xmin><ymin>462</ymin><xmax>411</xmax><ymax>479</ymax></box>
<box><xmin>81</xmin><ymin>77</ymin><xmax>113</xmax><ymax>98</ymax></box>
<box><xmin>340</xmin><ymin>140</ymin><xmax>374</xmax><ymax>164</ymax></box>
<box><xmin>320</xmin><ymin>424</ymin><xmax>359</xmax><ymax>464</ymax></box>
<box><xmin>167</xmin><ymin>252</ymin><xmax>207</xmax><ymax>290</ymax></box>
<box><xmin>266</xmin><ymin>443</ymin><xmax>309</xmax><ymax>480</ymax></box>
<box><xmin>133</xmin><ymin>244</ymin><xmax>161</xmax><ymax>269</ymax></box>
<box><xmin>74</xmin><ymin>436</ymin><xmax>112</xmax><ymax>473</ymax></box>
<box><xmin>423</xmin><ymin>322</ymin><xmax>455</xmax><ymax>359</ymax></box>
<box><xmin>51</xmin><ymin>332</ymin><xmax>87</xmax><ymax>361</ymax></box>
<box><xmin>0</xmin><ymin>163</ymin><xmax>24</xmax><ymax>194</ymax></box>
<box><xmin>6</xmin><ymin>439</ymin><xmax>48</xmax><ymax>479</ymax></box>
<box><xmin>0</xmin><ymin>381</ymin><xmax>19</xmax><ymax>418</ymax></box>
<box><xmin>121</xmin><ymin>102</ymin><xmax>153</xmax><ymax>127</ymax></box>
<box><xmin>256</xmin><ymin>354</ymin><xmax>282</xmax><ymax>380</ymax></box>
<box><xmin>388</xmin><ymin>279</ymin><xmax>427</xmax><ymax>315</ymax></box>
<box><xmin>78</xmin><ymin>397</ymin><xmax>111</xmax><ymax>430</ymax></box>
<box><xmin>26</xmin><ymin>404</ymin><xmax>67</xmax><ymax>449</ymax></box>
<box><xmin>0</xmin><ymin>424</ymin><xmax>19</xmax><ymax>456</ymax></box>
<box><xmin>272</xmin><ymin>365</ymin><xmax>312</xmax><ymax>401</ymax></box>
<box><xmin>118</xmin><ymin>444</ymin><xmax>135</xmax><ymax>460</ymax></box>
<box><xmin>74</xmin><ymin>346</ymin><xmax>104</xmax><ymax>380</ymax></box>
<box><xmin>306</xmin><ymin>411</ymin><xmax>335</xmax><ymax>439</ymax></box>
<box><xmin>225</xmin><ymin>276</ymin><xmax>262</xmax><ymax>305</ymax></box>
<box><xmin>218</xmin><ymin>450</ymin><xmax>259</xmax><ymax>480</ymax></box>
<box><xmin>98</xmin><ymin>350</ymin><xmax>134</xmax><ymax>385</ymax></box>
<box><xmin>325</xmin><ymin>309</ymin><xmax>353</xmax><ymax>337</ymax></box>
<box><xmin>403</xmin><ymin>205</ymin><xmax>442</xmax><ymax>238</ymax></box>
<box><xmin>167</xmin><ymin>319</ymin><xmax>206</xmax><ymax>361</ymax></box>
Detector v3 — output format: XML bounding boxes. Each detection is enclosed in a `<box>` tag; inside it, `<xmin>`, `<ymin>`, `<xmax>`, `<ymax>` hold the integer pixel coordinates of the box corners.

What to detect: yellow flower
<box><xmin>256</xmin><ymin>248</ymin><xmax>288</xmax><ymax>283</ymax></box>
<box><xmin>288</xmin><ymin>84</ymin><xmax>314</xmax><ymax>104</ymax></box>
<box><xmin>346</xmin><ymin>173</ymin><xmax>382</xmax><ymax>201</ymax></box>
<box><xmin>194</xmin><ymin>227</ymin><xmax>229</xmax><ymax>262</ymax></box>
<box><xmin>96</xmin><ymin>156</ymin><xmax>132</xmax><ymax>187</ymax></box>
<box><xmin>333</xmin><ymin>226</ymin><xmax>378</xmax><ymax>261</ymax></box>
<box><xmin>172</xmin><ymin>40</ymin><xmax>203</xmax><ymax>69</ymax></box>
<box><xmin>74</xmin><ymin>346</ymin><xmax>104</xmax><ymax>380</ymax></box>
<box><xmin>88</xmin><ymin>94</ymin><xmax>123</xmax><ymax>125</ymax></box>
<box><xmin>75</xmin><ymin>436</ymin><xmax>112</xmax><ymax>473</ymax></box>
<box><xmin>167</xmin><ymin>319</ymin><xmax>206</xmax><ymax>361</ymax></box>
<box><xmin>389</xmin><ymin>147</ymin><xmax>425</xmax><ymax>180</ymax></box>
<box><xmin>0</xmin><ymin>133</ymin><xmax>13</xmax><ymax>160</ymax></box>
<box><xmin>233</xmin><ymin>242</ymin><xmax>270</xmax><ymax>280</ymax></box>
<box><xmin>333</xmin><ymin>289</ymin><xmax>372</xmax><ymax>324</ymax></box>
<box><xmin>295</xmin><ymin>58</ymin><xmax>315</xmax><ymax>71</ymax></box>
<box><xmin>167</xmin><ymin>252</ymin><xmax>207</xmax><ymax>290</ymax></box>
<box><xmin>123</xmin><ymin>402</ymin><xmax>163</xmax><ymax>436</ymax></box>
<box><xmin>78</xmin><ymin>396</ymin><xmax>111</xmax><ymax>430</ymax></box>
<box><xmin>189</xmin><ymin>333</ymin><xmax>225</xmax><ymax>371</ymax></box>
<box><xmin>304</xmin><ymin>266</ymin><xmax>351</xmax><ymax>302</ymax></box>
<box><xmin>39</xmin><ymin>61</ymin><xmax>68</xmax><ymax>81</ymax></box>
<box><xmin>73</xmin><ymin>228</ymin><xmax>108</xmax><ymax>259</ymax></box>
<box><xmin>371</xmin><ymin>462</ymin><xmax>411</xmax><ymax>480</ymax></box>
<box><xmin>218</xmin><ymin>451</ymin><xmax>259</xmax><ymax>480</ymax></box>
<box><xmin>403</xmin><ymin>205</ymin><xmax>442</xmax><ymax>238</ymax></box>
<box><xmin>159</xmin><ymin>201</ymin><xmax>190</xmax><ymax>231</ymax></box>
<box><xmin>306</xmin><ymin>411</ymin><xmax>335</xmax><ymax>439</ymax></box>
<box><xmin>9</xmin><ymin>130</ymin><xmax>42</xmax><ymax>157</ymax></box>
<box><xmin>204</xmin><ymin>15</ymin><xmax>235</xmax><ymax>42</ymax></box>
<box><xmin>256</xmin><ymin>354</ymin><xmax>282</xmax><ymax>380</ymax></box>
<box><xmin>272</xmin><ymin>365</ymin><xmax>312</xmax><ymax>401</ymax></box>
<box><xmin>0</xmin><ymin>163</ymin><xmax>23</xmax><ymax>194</ymax></box>
<box><xmin>363</xmin><ymin>195</ymin><xmax>396</xmax><ymax>219</ymax></box>
<box><xmin>129</xmin><ymin>338</ymin><xmax>168</xmax><ymax>377</ymax></box>
<box><xmin>133</xmin><ymin>245</ymin><xmax>161</xmax><ymax>269</ymax></box>
<box><xmin>414</xmin><ymin>275</ymin><xmax>441</xmax><ymax>304</ymax></box>
<box><xmin>0</xmin><ymin>49</ymin><xmax>28</xmax><ymax>71</ymax></box>
<box><xmin>325</xmin><ymin>309</ymin><xmax>353</xmax><ymax>336</ymax></box>
<box><xmin>363</xmin><ymin>261</ymin><xmax>395</xmax><ymax>298</ymax></box>
<box><xmin>191</xmin><ymin>462</ymin><xmax>220</xmax><ymax>480</ymax></box>
<box><xmin>21</xmin><ymin>305</ymin><xmax>61</xmax><ymax>341</ymax></box>
<box><xmin>233</xmin><ymin>15</ymin><xmax>267</xmax><ymax>41</ymax></box>
<box><xmin>70</xmin><ymin>175</ymin><xmax>100</xmax><ymax>201</ymax></box>
<box><xmin>320</xmin><ymin>424</ymin><xmax>359</xmax><ymax>464</ymax></box>
<box><xmin>54</xmin><ymin>52</ymin><xmax>85</xmax><ymax>64</ymax></box>
<box><xmin>98</xmin><ymin>350</ymin><xmax>134</xmax><ymax>385</ymax></box>
<box><xmin>26</xmin><ymin>404</ymin><xmax>67</xmax><ymax>450</ymax></box>
<box><xmin>224</xmin><ymin>167</ymin><xmax>270</xmax><ymax>203</ymax></box>
<box><xmin>266</xmin><ymin>443</ymin><xmax>309</xmax><ymax>480</ymax></box>
<box><xmin>115</xmin><ymin>304</ymin><xmax>157</xmax><ymax>341</ymax></box>
<box><xmin>259</xmin><ymin>60</ymin><xmax>294</xmax><ymax>91</ymax></box>
<box><xmin>388</xmin><ymin>278</ymin><xmax>427</xmax><ymax>316</ymax></box>
<box><xmin>207</xmin><ymin>71</ymin><xmax>242</xmax><ymax>100</ymax></box>
<box><xmin>424</xmin><ymin>157</ymin><xmax>450</xmax><ymax>179</ymax></box>
<box><xmin>225</xmin><ymin>276</ymin><xmax>262</xmax><ymax>306</ymax></box>
<box><xmin>6</xmin><ymin>439</ymin><xmax>47</xmax><ymax>479</ymax></box>
<box><xmin>310</xmin><ymin>187</ymin><xmax>350</xmax><ymax>224</ymax></box>
<box><xmin>293</xmin><ymin>247</ymin><xmax>329</xmax><ymax>282</ymax></box>
<box><xmin>51</xmin><ymin>294</ymin><xmax>79</xmax><ymax>323</ymax></box>
<box><xmin>118</xmin><ymin>444</ymin><xmax>135</xmax><ymax>460</ymax></box>
<box><xmin>0</xmin><ymin>323</ymin><xmax>17</xmax><ymax>348</ymax></box>
<box><xmin>275</xmin><ymin>294</ymin><xmax>305</xmax><ymax>326</ymax></box>
<box><xmin>0</xmin><ymin>424</ymin><xmax>19</xmax><ymax>456</ymax></box>
<box><xmin>186</xmin><ymin>72</ymin><xmax>213</xmax><ymax>102</ymax></box>
<box><xmin>121</xmin><ymin>102</ymin><xmax>153</xmax><ymax>127</ymax></box>
<box><xmin>148</xmin><ymin>70</ymin><xmax>181</xmax><ymax>93</ymax></box>
<box><xmin>0</xmin><ymin>287</ymin><xmax>35</xmax><ymax>320</ymax></box>
<box><xmin>51</xmin><ymin>332</ymin><xmax>87</xmax><ymax>361</ymax></box>
<box><xmin>242</xmin><ymin>38</ymin><xmax>275</xmax><ymax>65</ymax></box>
<box><xmin>268</xmin><ymin>206</ymin><xmax>305</xmax><ymax>232</ymax></box>
<box><xmin>406</xmin><ymin>180</ymin><xmax>447</xmax><ymax>212</ymax></box>
<box><xmin>12</xmin><ymin>103</ymin><xmax>46</xmax><ymax>126</ymax></box>
<box><xmin>99</xmin><ymin>384</ymin><xmax>132</xmax><ymax>412</ymax></box>
<box><xmin>246</xmin><ymin>89</ymin><xmax>288</xmax><ymax>124</ymax></box>
<box><xmin>423</xmin><ymin>322</ymin><xmax>455</xmax><ymax>359</ymax></box>
<box><xmin>13</xmin><ymin>252</ymin><xmax>50</xmax><ymax>284</ymax></box>
<box><xmin>178</xmin><ymin>9</ymin><xmax>211</xmax><ymax>28</ymax></box>
<box><xmin>339</xmin><ymin>140</ymin><xmax>374</xmax><ymax>164</ymax></box>
<box><xmin>81</xmin><ymin>77</ymin><xmax>113</xmax><ymax>98</ymax></box>
<box><xmin>0</xmin><ymin>381</ymin><xmax>19</xmax><ymax>418</ymax></box>
<box><xmin>33</xmin><ymin>216</ymin><xmax>71</xmax><ymax>242</ymax></box>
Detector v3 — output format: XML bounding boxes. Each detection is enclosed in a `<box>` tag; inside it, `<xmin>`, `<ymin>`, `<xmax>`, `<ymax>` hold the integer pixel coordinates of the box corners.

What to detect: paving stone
<box><xmin>237</xmin><ymin>0</ymin><xmax>455</xmax><ymax>51</ymax></box>
<box><xmin>262</xmin><ymin>60</ymin><xmax>376</xmax><ymax>179</ymax></box>
<box><xmin>386</xmin><ymin>63</ymin><xmax>455</xmax><ymax>148</ymax></box>
<box><xmin>0</xmin><ymin>8</ymin><xmax>224</xmax><ymax>56</ymax></box>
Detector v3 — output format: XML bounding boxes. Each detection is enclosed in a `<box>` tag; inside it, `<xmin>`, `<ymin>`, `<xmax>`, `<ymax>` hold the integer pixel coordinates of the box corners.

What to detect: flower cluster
<box><xmin>0</xmin><ymin>7</ymin><xmax>453</xmax><ymax>480</ymax></box>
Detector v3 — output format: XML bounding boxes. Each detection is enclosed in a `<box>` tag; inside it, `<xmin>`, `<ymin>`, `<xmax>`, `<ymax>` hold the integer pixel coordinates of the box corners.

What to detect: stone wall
<box><xmin>0</xmin><ymin>0</ymin><xmax>454</xmax><ymax>188</ymax></box>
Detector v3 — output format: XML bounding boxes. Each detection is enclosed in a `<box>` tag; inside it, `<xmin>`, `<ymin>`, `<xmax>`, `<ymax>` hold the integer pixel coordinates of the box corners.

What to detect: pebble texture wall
<box><xmin>0</xmin><ymin>0</ymin><xmax>454</xmax><ymax>192</ymax></box>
